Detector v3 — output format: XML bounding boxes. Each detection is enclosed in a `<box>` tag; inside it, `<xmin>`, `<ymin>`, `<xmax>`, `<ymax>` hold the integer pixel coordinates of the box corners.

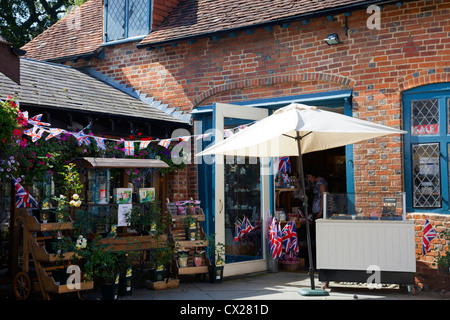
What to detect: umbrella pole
<box><xmin>295</xmin><ymin>132</ymin><xmax>329</xmax><ymax>296</ymax></box>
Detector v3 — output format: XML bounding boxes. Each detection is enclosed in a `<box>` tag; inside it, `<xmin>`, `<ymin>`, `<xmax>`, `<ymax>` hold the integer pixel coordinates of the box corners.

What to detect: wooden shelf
<box><xmin>24</xmin><ymin>214</ymin><xmax>74</xmax><ymax>232</ymax></box>
<box><xmin>98</xmin><ymin>234</ymin><xmax>167</xmax><ymax>252</ymax></box>
<box><xmin>15</xmin><ymin>209</ymin><xmax>95</xmax><ymax>300</ymax></box>
<box><xmin>166</xmin><ymin>201</ymin><xmax>211</xmax><ymax>278</ymax></box>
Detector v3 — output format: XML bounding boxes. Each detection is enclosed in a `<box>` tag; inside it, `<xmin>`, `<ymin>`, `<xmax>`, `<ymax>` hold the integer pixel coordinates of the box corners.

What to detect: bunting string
<box><xmin>15</xmin><ymin>107</ymin><xmax>256</xmax><ymax>156</ymax></box>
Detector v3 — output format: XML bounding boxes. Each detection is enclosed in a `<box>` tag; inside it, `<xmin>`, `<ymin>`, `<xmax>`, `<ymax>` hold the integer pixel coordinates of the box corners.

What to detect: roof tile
<box><xmin>21</xmin><ymin>0</ymin><xmax>103</xmax><ymax>62</ymax></box>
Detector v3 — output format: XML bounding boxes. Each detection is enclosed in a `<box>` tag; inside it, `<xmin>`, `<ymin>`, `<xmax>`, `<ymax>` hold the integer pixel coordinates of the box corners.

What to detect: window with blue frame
<box><xmin>403</xmin><ymin>83</ymin><xmax>450</xmax><ymax>212</ymax></box>
<box><xmin>104</xmin><ymin>0</ymin><xmax>151</xmax><ymax>43</ymax></box>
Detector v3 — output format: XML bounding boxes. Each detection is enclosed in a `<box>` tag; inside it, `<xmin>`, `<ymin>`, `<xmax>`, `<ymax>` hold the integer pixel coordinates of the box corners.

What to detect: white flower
<box><xmin>72</xmin><ymin>194</ymin><xmax>79</xmax><ymax>200</ymax></box>
<box><xmin>75</xmin><ymin>200</ymin><xmax>82</xmax><ymax>207</ymax></box>
<box><xmin>69</xmin><ymin>200</ymin><xmax>76</xmax><ymax>206</ymax></box>
<box><xmin>59</xmin><ymin>195</ymin><xmax>66</xmax><ymax>199</ymax></box>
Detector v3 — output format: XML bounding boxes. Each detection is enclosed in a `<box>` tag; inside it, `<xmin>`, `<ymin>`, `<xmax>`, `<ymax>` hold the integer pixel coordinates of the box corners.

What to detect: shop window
<box><xmin>412</xmin><ymin>143</ymin><xmax>441</xmax><ymax>208</ymax></box>
<box><xmin>104</xmin><ymin>0</ymin><xmax>151</xmax><ymax>43</ymax></box>
<box><xmin>403</xmin><ymin>83</ymin><xmax>450</xmax><ymax>212</ymax></box>
<box><xmin>411</xmin><ymin>99</ymin><xmax>439</xmax><ymax>135</ymax></box>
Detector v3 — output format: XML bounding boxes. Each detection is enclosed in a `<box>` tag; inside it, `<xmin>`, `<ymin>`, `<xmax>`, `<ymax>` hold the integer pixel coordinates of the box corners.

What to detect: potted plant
<box><xmin>177</xmin><ymin>249</ymin><xmax>189</xmax><ymax>268</ymax></box>
<box><xmin>183</xmin><ymin>215</ymin><xmax>198</xmax><ymax>241</ymax></box>
<box><xmin>193</xmin><ymin>250</ymin><xmax>204</xmax><ymax>267</ymax></box>
<box><xmin>117</xmin><ymin>252</ymin><xmax>137</xmax><ymax>296</ymax></box>
<box><xmin>90</xmin><ymin>239</ymin><xmax>120</xmax><ymax>300</ymax></box>
<box><xmin>207</xmin><ymin>233</ymin><xmax>225</xmax><ymax>283</ymax></box>
<box><xmin>151</xmin><ymin>244</ymin><xmax>174</xmax><ymax>282</ymax></box>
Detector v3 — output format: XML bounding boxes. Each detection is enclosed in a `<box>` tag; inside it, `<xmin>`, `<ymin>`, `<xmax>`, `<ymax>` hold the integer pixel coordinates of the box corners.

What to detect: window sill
<box><xmin>101</xmin><ymin>35</ymin><xmax>146</xmax><ymax>47</ymax></box>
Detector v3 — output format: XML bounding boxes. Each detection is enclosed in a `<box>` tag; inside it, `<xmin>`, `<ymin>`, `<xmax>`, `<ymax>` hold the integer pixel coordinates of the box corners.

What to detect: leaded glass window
<box><xmin>411</xmin><ymin>99</ymin><xmax>439</xmax><ymax>135</ymax></box>
<box><xmin>412</xmin><ymin>143</ymin><xmax>441</xmax><ymax>208</ymax></box>
<box><xmin>105</xmin><ymin>0</ymin><xmax>150</xmax><ymax>43</ymax></box>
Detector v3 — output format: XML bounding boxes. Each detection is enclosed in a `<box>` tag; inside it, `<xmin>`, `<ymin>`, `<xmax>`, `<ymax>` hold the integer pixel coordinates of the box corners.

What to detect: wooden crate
<box><xmin>144</xmin><ymin>278</ymin><xmax>180</xmax><ymax>290</ymax></box>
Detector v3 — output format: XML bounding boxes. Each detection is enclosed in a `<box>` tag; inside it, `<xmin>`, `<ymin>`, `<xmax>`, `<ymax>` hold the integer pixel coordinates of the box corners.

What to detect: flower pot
<box><xmin>193</xmin><ymin>253</ymin><xmax>203</xmax><ymax>267</ymax></box>
<box><xmin>185</xmin><ymin>228</ymin><xmax>198</xmax><ymax>241</ymax></box>
<box><xmin>101</xmin><ymin>283</ymin><xmax>119</xmax><ymax>300</ymax></box>
<box><xmin>101</xmin><ymin>274</ymin><xmax>120</xmax><ymax>300</ymax></box>
<box><xmin>150</xmin><ymin>268</ymin><xmax>166</xmax><ymax>282</ymax></box>
<box><xmin>119</xmin><ymin>267</ymin><xmax>133</xmax><ymax>296</ymax></box>
<box><xmin>208</xmin><ymin>265</ymin><xmax>224</xmax><ymax>284</ymax></box>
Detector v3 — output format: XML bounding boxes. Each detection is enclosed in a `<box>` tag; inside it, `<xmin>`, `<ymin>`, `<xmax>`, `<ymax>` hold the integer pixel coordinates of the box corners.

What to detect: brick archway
<box><xmin>193</xmin><ymin>72</ymin><xmax>356</xmax><ymax>107</ymax></box>
<box><xmin>398</xmin><ymin>67</ymin><xmax>450</xmax><ymax>93</ymax></box>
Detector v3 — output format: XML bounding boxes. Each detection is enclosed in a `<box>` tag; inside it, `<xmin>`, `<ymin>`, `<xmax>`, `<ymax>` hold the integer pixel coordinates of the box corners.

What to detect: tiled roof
<box><xmin>21</xmin><ymin>0</ymin><xmax>103</xmax><ymax>62</ymax></box>
<box><xmin>139</xmin><ymin>0</ymin><xmax>377</xmax><ymax>46</ymax></box>
<box><xmin>0</xmin><ymin>58</ymin><xmax>187</xmax><ymax>124</ymax></box>
<box><xmin>21</xmin><ymin>0</ymin><xmax>389</xmax><ymax>61</ymax></box>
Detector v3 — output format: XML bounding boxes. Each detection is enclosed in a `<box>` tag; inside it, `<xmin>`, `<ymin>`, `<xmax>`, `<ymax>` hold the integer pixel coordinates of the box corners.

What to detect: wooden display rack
<box><xmin>98</xmin><ymin>234</ymin><xmax>167</xmax><ymax>252</ymax></box>
<box><xmin>166</xmin><ymin>200</ymin><xmax>211</xmax><ymax>278</ymax></box>
<box><xmin>13</xmin><ymin>209</ymin><xmax>94</xmax><ymax>300</ymax></box>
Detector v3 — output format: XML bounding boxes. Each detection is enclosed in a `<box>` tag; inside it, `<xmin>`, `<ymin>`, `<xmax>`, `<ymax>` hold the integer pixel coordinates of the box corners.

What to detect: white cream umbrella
<box><xmin>196</xmin><ymin>103</ymin><xmax>406</xmax><ymax>295</ymax></box>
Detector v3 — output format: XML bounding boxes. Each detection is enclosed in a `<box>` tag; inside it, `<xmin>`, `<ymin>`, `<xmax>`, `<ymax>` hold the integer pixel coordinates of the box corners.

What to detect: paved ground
<box><xmin>118</xmin><ymin>271</ymin><xmax>447</xmax><ymax>301</ymax></box>
<box><xmin>1</xmin><ymin>270</ymin><xmax>447</xmax><ymax>302</ymax></box>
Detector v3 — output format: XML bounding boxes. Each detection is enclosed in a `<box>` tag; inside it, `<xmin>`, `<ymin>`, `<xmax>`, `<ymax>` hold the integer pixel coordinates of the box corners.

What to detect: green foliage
<box><xmin>182</xmin><ymin>215</ymin><xmax>198</xmax><ymax>230</ymax></box>
<box><xmin>435</xmin><ymin>228</ymin><xmax>450</xmax><ymax>273</ymax></box>
<box><xmin>125</xmin><ymin>202</ymin><xmax>161</xmax><ymax>234</ymax></box>
<box><xmin>0</xmin><ymin>97</ymin><xmax>24</xmax><ymax>181</ymax></box>
<box><xmin>206</xmin><ymin>233</ymin><xmax>226</xmax><ymax>266</ymax></box>
<box><xmin>0</xmin><ymin>0</ymin><xmax>89</xmax><ymax>47</ymax></box>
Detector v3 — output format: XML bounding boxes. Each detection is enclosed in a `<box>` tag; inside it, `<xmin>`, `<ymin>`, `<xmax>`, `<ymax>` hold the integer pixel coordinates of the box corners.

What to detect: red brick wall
<box><xmin>408</xmin><ymin>213</ymin><xmax>450</xmax><ymax>291</ymax></box>
<box><xmin>68</xmin><ymin>0</ymin><xmax>450</xmax><ymax>289</ymax></box>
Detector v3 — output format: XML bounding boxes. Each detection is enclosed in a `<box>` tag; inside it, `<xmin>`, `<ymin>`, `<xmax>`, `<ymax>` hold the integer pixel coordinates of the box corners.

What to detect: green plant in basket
<box><xmin>435</xmin><ymin>228</ymin><xmax>450</xmax><ymax>274</ymax></box>
<box><xmin>207</xmin><ymin>233</ymin><xmax>225</xmax><ymax>266</ymax></box>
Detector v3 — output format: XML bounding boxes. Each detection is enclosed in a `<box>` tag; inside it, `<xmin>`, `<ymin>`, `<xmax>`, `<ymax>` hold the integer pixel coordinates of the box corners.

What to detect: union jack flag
<box><xmin>282</xmin><ymin>220</ymin><xmax>299</xmax><ymax>254</ymax></box>
<box><xmin>45</xmin><ymin>128</ymin><xmax>64</xmax><ymax>140</ymax></box>
<box><xmin>124</xmin><ymin>141</ymin><xmax>135</xmax><ymax>156</ymax></box>
<box><xmin>28</xmin><ymin>114</ymin><xmax>51</xmax><ymax>127</ymax></box>
<box><xmin>422</xmin><ymin>219</ymin><xmax>438</xmax><ymax>255</ymax></box>
<box><xmin>238</xmin><ymin>124</ymin><xmax>247</xmax><ymax>131</ymax></box>
<box><xmin>268</xmin><ymin>217</ymin><xmax>282</xmax><ymax>259</ymax></box>
<box><xmin>24</xmin><ymin>126</ymin><xmax>44</xmax><ymax>142</ymax></box>
<box><xmin>94</xmin><ymin>136</ymin><xmax>106</xmax><ymax>150</ymax></box>
<box><xmin>13</xmin><ymin>177</ymin><xmax>39</xmax><ymax>208</ymax></box>
<box><xmin>196</xmin><ymin>132</ymin><xmax>212</xmax><ymax>140</ymax></box>
<box><xmin>139</xmin><ymin>140</ymin><xmax>150</xmax><ymax>150</ymax></box>
<box><xmin>178</xmin><ymin>136</ymin><xmax>191</xmax><ymax>142</ymax></box>
<box><xmin>223</xmin><ymin>129</ymin><xmax>233</xmax><ymax>138</ymax></box>
<box><xmin>234</xmin><ymin>220</ymin><xmax>243</xmax><ymax>242</ymax></box>
<box><xmin>278</xmin><ymin>157</ymin><xmax>291</xmax><ymax>173</ymax></box>
<box><xmin>72</xmin><ymin>131</ymin><xmax>91</xmax><ymax>146</ymax></box>
<box><xmin>158</xmin><ymin>139</ymin><xmax>171</xmax><ymax>149</ymax></box>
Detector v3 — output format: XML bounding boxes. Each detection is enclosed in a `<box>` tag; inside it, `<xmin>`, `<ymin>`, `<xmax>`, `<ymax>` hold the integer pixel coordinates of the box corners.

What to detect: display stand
<box><xmin>166</xmin><ymin>200</ymin><xmax>210</xmax><ymax>279</ymax></box>
<box><xmin>72</xmin><ymin>157</ymin><xmax>170</xmax><ymax>252</ymax></box>
<box><xmin>13</xmin><ymin>209</ymin><xmax>94</xmax><ymax>300</ymax></box>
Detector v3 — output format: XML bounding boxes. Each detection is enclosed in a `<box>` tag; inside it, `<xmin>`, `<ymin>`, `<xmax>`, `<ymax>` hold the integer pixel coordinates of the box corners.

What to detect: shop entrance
<box><xmin>212</xmin><ymin>103</ymin><xmax>270</xmax><ymax>277</ymax></box>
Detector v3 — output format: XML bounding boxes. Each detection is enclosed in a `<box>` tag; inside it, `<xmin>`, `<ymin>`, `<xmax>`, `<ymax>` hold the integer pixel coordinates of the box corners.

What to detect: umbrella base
<box><xmin>298</xmin><ymin>288</ymin><xmax>329</xmax><ymax>296</ymax></box>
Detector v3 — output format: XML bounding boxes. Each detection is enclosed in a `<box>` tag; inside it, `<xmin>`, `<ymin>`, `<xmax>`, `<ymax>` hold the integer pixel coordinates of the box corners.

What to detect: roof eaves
<box><xmin>44</xmin><ymin>47</ymin><xmax>104</xmax><ymax>63</ymax></box>
<box><xmin>137</xmin><ymin>0</ymin><xmax>403</xmax><ymax>48</ymax></box>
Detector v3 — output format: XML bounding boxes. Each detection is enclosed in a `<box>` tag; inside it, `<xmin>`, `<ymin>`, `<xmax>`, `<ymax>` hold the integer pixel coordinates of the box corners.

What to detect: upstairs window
<box><xmin>104</xmin><ymin>0</ymin><xmax>151</xmax><ymax>43</ymax></box>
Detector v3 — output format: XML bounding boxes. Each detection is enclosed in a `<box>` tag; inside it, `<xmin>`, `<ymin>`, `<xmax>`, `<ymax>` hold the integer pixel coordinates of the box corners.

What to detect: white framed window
<box><xmin>104</xmin><ymin>0</ymin><xmax>151</xmax><ymax>43</ymax></box>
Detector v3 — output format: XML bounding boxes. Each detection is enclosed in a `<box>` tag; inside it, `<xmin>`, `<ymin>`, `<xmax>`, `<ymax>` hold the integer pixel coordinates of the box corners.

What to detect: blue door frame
<box><xmin>192</xmin><ymin>89</ymin><xmax>354</xmax><ymax>234</ymax></box>
<box><xmin>403</xmin><ymin>83</ymin><xmax>450</xmax><ymax>213</ymax></box>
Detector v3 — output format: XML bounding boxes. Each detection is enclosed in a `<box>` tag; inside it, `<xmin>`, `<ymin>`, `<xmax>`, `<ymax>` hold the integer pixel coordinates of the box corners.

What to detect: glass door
<box><xmin>213</xmin><ymin>103</ymin><xmax>270</xmax><ymax>277</ymax></box>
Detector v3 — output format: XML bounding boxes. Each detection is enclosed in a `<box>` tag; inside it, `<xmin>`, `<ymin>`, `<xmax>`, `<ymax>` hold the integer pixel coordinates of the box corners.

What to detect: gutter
<box><xmin>136</xmin><ymin>0</ymin><xmax>411</xmax><ymax>49</ymax></box>
<box><xmin>44</xmin><ymin>47</ymin><xmax>105</xmax><ymax>64</ymax></box>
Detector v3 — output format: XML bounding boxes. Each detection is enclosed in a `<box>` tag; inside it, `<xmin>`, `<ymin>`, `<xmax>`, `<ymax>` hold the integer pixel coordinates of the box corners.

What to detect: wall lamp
<box><xmin>324</xmin><ymin>33</ymin><xmax>340</xmax><ymax>45</ymax></box>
